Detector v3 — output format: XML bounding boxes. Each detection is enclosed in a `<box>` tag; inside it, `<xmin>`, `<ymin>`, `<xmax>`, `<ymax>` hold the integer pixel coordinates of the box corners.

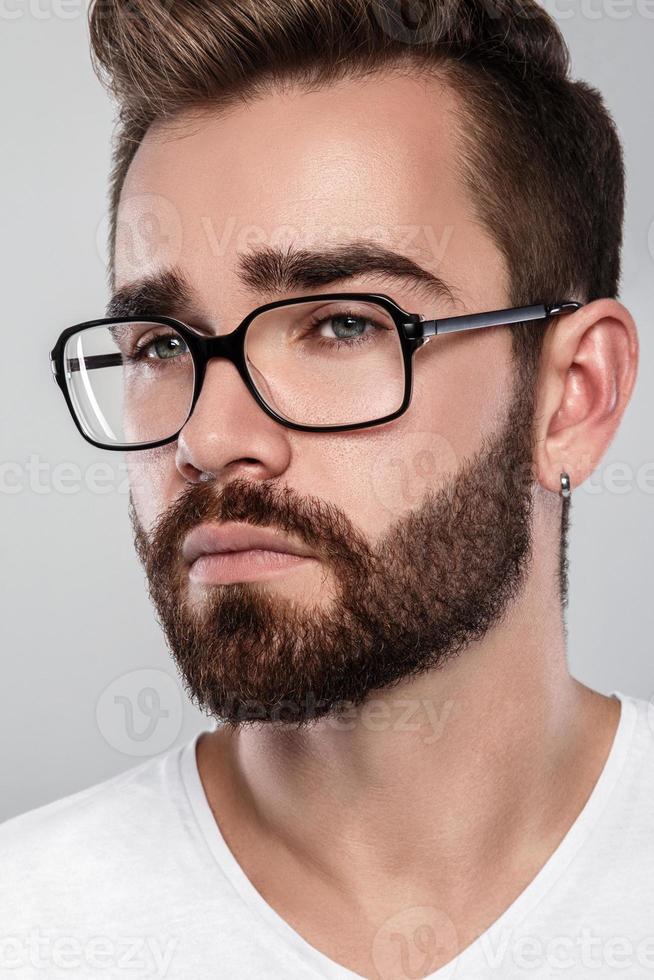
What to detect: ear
<box><xmin>532</xmin><ymin>298</ymin><xmax>639</xmax><ymax>494</ymax></box>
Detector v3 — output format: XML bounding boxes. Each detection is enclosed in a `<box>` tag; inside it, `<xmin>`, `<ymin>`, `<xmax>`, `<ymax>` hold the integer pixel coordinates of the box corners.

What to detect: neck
<box><xmin>196</xmin><ymin>512</ymin><xmax>621</xmax><ymax>917</ymax></box>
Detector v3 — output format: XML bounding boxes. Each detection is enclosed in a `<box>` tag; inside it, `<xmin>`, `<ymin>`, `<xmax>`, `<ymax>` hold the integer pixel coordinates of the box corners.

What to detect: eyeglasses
<box><xmin>49</xmin><ymin>292</ymin><xmax>582</xmax><ymax>451</ymax></box>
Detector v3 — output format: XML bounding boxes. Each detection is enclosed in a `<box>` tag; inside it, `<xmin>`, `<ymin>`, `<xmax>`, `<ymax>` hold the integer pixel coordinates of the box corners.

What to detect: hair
<box><xmin>88</xmin><ymin>0</ymin><xmax>627</xmax><ymax>609</ymax></box>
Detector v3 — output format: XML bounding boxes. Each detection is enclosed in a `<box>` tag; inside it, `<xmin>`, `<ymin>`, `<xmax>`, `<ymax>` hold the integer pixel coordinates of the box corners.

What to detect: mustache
<box><xmin>129</xmin><ymin>475</ymin><xmax>373</xmax><ymax>576</ymax></box>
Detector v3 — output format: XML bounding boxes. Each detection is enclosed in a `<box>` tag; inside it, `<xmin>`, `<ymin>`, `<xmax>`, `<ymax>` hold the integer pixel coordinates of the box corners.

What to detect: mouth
<box><xmin>187</xmin><ymin>547</ymin><xmax>316</xmax><ymax>585</ymax></box>
<box><xmin>181</xmin><ymin>521</ymin><xmax>318</xmax><ymax>585</ymax></box>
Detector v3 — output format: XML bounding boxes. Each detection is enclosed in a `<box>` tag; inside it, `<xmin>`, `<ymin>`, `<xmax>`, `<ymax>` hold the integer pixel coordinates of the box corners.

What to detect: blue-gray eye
<box><xmin>145</xmin><ymin>334</ymin><xmax>189</xmax><ymax>359</ymax></box>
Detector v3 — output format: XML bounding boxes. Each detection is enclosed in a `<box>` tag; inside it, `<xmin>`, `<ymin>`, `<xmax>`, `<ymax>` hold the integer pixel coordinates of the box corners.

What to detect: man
<box><xmin>2</xmin><ymin>1</ymin><xmax>652</xmax><ymax>978</ymax></box>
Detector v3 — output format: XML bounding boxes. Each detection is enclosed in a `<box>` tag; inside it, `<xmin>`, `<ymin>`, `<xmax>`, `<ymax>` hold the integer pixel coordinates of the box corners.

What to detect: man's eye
<box><xmin>135</xmin><ymin>334</ymin><xmax>189</xmax><ymax>360</ymax></box>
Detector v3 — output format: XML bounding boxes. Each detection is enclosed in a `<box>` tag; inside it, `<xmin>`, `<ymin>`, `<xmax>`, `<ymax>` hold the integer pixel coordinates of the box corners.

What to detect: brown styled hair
<box><xmin>88</xmin><ymin>0</ymin><xmax>626</xmax><ymax>607</ymax></box>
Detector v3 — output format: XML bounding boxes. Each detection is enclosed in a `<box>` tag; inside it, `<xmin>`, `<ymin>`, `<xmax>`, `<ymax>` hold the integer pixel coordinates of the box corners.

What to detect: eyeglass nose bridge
<box><xmin>194</xmin><ymin>324</ymin><xmax>248</xmax><ymax>368</ymax></box>
<box><xmin>193</xmin><ymin>323</ymin><xmax>255</xmax><ymax>384</ymax></box>
<box><xmin>187</xmin><ymin>319</ymin><xmax>264</xmax><ymax>419</ymax></box>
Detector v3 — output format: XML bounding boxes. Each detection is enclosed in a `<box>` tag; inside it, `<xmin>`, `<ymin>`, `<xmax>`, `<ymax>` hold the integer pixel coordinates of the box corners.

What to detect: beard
<box><xmin>130</xmin><ymin>373</ymin><xmax>537</xmax><ymax>731</ymax></box>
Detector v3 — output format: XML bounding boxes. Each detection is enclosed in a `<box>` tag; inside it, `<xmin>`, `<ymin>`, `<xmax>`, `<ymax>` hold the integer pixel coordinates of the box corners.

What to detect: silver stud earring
<box><xmin>560</xmin><ymin>472</ymin><xmax>571</xmax><ymax>498</ymax></box>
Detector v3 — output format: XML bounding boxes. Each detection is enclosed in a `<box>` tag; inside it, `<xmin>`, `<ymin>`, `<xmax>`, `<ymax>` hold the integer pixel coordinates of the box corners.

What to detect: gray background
<box><xmin>1</xmin><ymin>2</ymin><xmax>653</xmax><ymax>823</ymax></box>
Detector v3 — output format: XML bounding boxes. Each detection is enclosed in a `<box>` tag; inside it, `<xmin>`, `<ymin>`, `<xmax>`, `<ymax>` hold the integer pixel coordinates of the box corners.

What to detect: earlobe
<box><xmin>534</xmin><ymin>298</ymin><xmax>639</xmax><ymax>496</ymax></box>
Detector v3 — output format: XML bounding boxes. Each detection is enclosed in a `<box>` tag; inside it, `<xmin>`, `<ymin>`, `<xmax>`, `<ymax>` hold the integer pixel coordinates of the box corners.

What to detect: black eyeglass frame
<box><xmin>49</xmin><ymin>292</ymin><xmax>583</xmax><ymax>452</ymax></box>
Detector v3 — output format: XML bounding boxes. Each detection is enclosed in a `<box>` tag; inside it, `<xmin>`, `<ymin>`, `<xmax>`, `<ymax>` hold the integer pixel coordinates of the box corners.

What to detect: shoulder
<box><xmin>1</xmin><ymin>745</ymin><xmax>179</xmax><ymax>851</ymax></box>
<box><xmin>617</xmin><ymin>691</ymin><xmax>654</xmax><ymax>809</ymax></box>
<box><xmin>0</xmin><ymin>738</ymin><xmax>197</xmax><ymax>924</ymax></box>
<box><xmin>598</xmin><ymin>690</ymin><xmax>654</xmax><ymax>864</ymax></box>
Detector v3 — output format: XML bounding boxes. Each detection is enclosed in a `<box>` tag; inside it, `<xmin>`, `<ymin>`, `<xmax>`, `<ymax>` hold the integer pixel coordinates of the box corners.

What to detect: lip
<box><xmin>188</xmin><ymin>549</ymin><xmax>313</xmax><ymax>586</ymax></box>
<box><xmin>182</xmin><ymin>521</ymin><xmax>315</xmax><ymax>567</ymax></box>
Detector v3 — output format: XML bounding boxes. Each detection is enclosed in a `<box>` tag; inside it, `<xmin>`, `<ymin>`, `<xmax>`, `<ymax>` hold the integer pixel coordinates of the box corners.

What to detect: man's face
<box><xmin>119</xmin><ymin>72</ymin><xmax>537</xmax><ymax>728</ymax></box>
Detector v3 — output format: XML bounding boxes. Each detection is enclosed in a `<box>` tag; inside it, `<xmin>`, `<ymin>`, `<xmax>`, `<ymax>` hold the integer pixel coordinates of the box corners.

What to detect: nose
<box><xmin>174</xmin><ymin>353</ymin><xmax>291</xmax><ymax>483</ymax></box>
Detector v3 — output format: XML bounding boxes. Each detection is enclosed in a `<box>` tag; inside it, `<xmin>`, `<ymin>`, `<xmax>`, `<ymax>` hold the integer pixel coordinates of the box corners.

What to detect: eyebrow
<box><xmin>106</xmin><ymin>241</ymin><xmax>459</xmax><ymax>320</ymax></box>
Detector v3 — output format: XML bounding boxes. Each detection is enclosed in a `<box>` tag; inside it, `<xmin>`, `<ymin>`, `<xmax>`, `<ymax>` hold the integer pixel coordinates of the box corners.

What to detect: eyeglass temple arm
<box><xmin>414</xmin><ymin>301</ymin><xmax>583</xmax><ymax>338</ymax></box>
<box><xmin>51</xmin><ymin>352</ymin><xmax>123</xmax><ymax>376</ymax></box>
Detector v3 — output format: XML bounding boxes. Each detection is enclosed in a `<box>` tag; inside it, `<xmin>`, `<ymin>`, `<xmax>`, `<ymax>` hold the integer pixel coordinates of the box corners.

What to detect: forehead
<box><xmin>115</xmin><ymin>71</ymin><xmax>502</xmax><ymax>310</ymax></box>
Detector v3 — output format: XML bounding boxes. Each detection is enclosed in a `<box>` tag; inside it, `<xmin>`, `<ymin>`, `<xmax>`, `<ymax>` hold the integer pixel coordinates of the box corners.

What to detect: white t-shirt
<box><xmin>1</xmin><ymin>688</ymin><xmax>654</xmax><ymax>980</ymax></box>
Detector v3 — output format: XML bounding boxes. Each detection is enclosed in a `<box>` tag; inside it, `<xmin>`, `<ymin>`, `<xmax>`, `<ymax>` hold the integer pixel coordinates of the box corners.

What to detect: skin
<box><xmin>116</xmin><ymin>72</ymin><xmax>638</xmax><ymax>977</ymax></box>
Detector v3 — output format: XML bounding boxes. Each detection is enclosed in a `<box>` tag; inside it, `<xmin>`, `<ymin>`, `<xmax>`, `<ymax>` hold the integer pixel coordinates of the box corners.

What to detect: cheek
<box><xmin>410</xmin><ymin>331</ymin><xmax>514</xmax><ymax>450</ymax></box>
<box><xmin>333</xmin><ymin>335</ymin><xmax>514</xmax><ymax>533</ymax></box>
<box><xmin>298</xmin><ymin>420</ymin><xmax>461</xmax><ymax>542</ymax></box>
<box><xmin>126</xmin><ymin>446</ymin><xmax>178</xmax><ymax>535</ymax></box>
<box><xmin>342</xmin><ymin>428</ymin><xmax>460</xmax><ymax>535</ymax></box>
